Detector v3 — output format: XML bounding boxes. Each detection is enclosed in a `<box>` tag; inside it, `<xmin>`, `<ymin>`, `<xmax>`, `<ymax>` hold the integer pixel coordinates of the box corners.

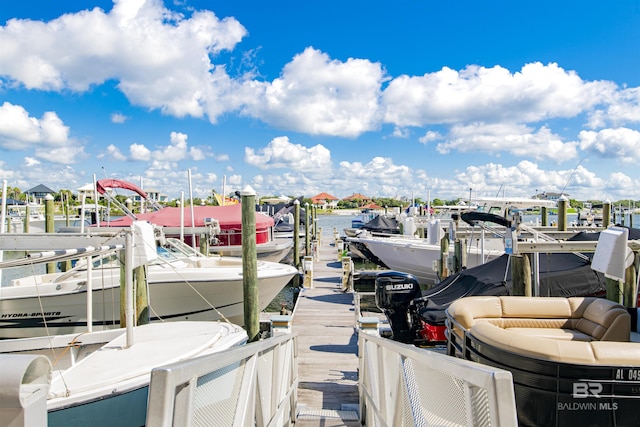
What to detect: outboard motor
<box><xmin>375</xmin><ymin>271</ymin><xmax>421</xmax><ymax>343</ymax></box>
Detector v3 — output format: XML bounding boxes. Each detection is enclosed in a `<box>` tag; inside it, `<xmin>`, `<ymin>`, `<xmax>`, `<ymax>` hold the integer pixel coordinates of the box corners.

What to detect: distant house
<box><xmin>535</xmin><ymin>192</ymin><xmax>569</xmax><ymax>201</ymax></box>
<box><xmin>361</xmin><ymin>202</ymin><xmax>383</xmax><ymax>210</ymax></box>
<box><xmin>342</xmin><ymin>193</ymin><xmax>372</xmax><ymax>207</ymax></box>
<box><xmin>310</xmin><ymin>192</ymin><xmax>339</xmax><ymax>209</ymax></box>
<box><xmin>25</xmin><ymin>184</ymin><xmax>55</xmax><ymax>203</ymax></box>
<box><xmin>77</xmin><ymin>183</ymin><xmax>101</xmax><ymax>201</ymax></box>
<box><xmin>131</xmin><ymin>189</ymin><xmax>169</xmax><ymax>204</ymax></box>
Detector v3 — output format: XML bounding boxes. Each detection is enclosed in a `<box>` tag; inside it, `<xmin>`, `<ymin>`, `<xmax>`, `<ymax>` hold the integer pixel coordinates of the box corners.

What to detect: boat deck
<box><xmin>292</xmin><ymin>235</ymin><xmax>361</xmax><ymax>426</ymax></box>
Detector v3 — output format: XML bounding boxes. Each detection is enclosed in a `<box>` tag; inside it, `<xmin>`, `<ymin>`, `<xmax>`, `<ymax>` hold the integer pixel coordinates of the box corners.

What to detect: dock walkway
<box><xmin>292</xmin><ymin>235</ymin><xmax>361</xmax><ymax>426</ymax></box>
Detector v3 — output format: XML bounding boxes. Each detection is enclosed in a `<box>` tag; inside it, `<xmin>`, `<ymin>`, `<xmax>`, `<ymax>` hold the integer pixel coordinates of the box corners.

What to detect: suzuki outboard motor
<box><xmin>375</xmin><ymin>271</ymin><xmax>422</xmax><ymax>343</ymax></box>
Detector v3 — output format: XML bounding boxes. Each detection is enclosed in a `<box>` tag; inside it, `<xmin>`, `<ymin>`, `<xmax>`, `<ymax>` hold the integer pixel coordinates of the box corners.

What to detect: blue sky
<box><xmin>1</xmin><ymin>0</ymin><xmax>639</xmax><ymax>202</ymax></box>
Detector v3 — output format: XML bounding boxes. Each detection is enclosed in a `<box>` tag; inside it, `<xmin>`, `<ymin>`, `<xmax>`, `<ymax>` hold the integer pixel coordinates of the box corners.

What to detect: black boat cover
<box><xmin>268</xmin><ymin>199</ymin><xmax>307</xmax><ymax>233</ymax></box>
<box><xmin>361</xmin><ymin>216</ymin><xmax>400</xmax><ymax>234</ymax></box>
<box><xmin>412</xmin><ymin>228</ymin><xmax>637</xmax><ymax>326</ymax></box>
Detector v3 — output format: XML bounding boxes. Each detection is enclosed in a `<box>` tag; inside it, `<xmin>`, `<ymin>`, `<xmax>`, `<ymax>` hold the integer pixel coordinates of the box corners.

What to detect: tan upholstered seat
<box><xmin>446</xmin><ymin>296</ymin><xmax>636</xmax><ymax>365</ymax></box>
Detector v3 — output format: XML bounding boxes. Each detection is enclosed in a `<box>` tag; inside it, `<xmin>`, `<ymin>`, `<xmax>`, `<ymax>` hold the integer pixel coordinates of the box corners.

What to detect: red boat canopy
<box><xmin>96</xmin><ymin>179</ymin><xmax>149</xmax><ymax>198</ymax></box>
<box><xmin>104</xmin><ymin>204</ymin><xmax>273</xmax><ymax>229</ymax></box>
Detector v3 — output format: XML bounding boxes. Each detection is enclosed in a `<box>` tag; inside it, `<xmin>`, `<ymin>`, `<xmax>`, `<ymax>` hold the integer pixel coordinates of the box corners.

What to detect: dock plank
<box><xmin>292</xmin><ymin>235</ymin><xmax>361</xmax><ymax>426</ymax></box>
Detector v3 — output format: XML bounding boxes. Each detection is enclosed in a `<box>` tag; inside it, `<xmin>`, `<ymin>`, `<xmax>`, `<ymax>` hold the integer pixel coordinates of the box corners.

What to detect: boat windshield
<box><xmin>51</xmin><ymin>238</ymin><xmax>202</xmax><ymax>283</ymax></box>
<box><xmin>163</xmin><ymin>238</ymin><xmax>206</xmax><ymax>258</ymax></box>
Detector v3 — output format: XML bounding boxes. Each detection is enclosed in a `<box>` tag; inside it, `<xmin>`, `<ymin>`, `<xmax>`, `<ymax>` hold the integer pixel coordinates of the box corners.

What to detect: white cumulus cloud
<box><xmin>578</xmin><ymin>128</ymin><xmax>640</xmax><ymax>163</ymax></box>
<box><xmin>437</xmin><ymin>122</ymin><xmax>578</xmax><ymax>160</ymax></box>
<box><xmin>244</xmin><ymin>136</ymin><xmax>332</xmax><ymax>171</ymax></box>
<box><xmin>239</xmin><ymin>47</ymin><xmax>387</xmax><ymax>137</ymax></box>
<box><xmin>130</xmin><ymin>143</ymin><xmax>152</xmax><ymax>161</ymax></box>
<box><xmin>0</xmin><ymin>102</ymin><xmax>72</xmax><ymax>149</ymax></box>
<box><xmin>382</xmin><ymin>63</ymin><xmax>616</xmax><ymax>127</ymax></box>
<box><xmin>0</xmin><ymin>0</ymin><xmax>247</xmax><ymax>120</ymax></box>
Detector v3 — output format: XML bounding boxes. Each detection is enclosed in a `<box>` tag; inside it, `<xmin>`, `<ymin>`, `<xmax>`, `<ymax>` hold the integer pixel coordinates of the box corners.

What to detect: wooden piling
<box><xmin>241</xmin><ymin>186</ymin><xmax>259</xmax><ymax>342</ymax></box>
<box><xmin>439</xmin><ymin>233</ymin><xmax>449</xmax><ymax>280</ymax></box>
<box><xmin>606</xmin><ymin>277</ymin><xmax>623</xmax><ymax>305</ymax></box>
<box><xmin>45</xmin><ymin>195</ymin><xmax>55</xmax><ymax>274</ymax></box>
<box><xmin>623</xmin><ymin>254</ymin><xmax>638</xmax><ymax>308</ymax></box>
<box><xmin>454</xmin><ymin>239</ymin><xmax>467</xmax><ymax>273</ymax></box>
<box><xmin>199</xmin><ymin>233</ymin><xmax>208</xmax><ymax>255</ymax></box>
<box><xmin>65</xmin><ymin>194</ymin><xmax>70</xmax><ymax>227</ymax></box>
<box><xmin>541</xmin><ymin>206</ymin><xmax>548</xmax><ymax>227</ymax></box>
<box><xmin>305</xmin><ymin>202</ymin><xmax>310</xmax><ymax>256</ymax></box>
<box><xmin>512</xmin><ymin>254</ymin><xmax>532</xmax><ymax>296</ymax></box>
<box><xmin>294</xmin><ymin>200</ymin><xmax>301</xmax><ymax>269</ymax></box>
<box><xmin>24</xmin><ymin>204</ymin><xmax>30</xmax><ymax>233</ymax></box>
<box><xmin>312</xmin><ymin>206</ymin><xmax>318</xmax><ymax>239</ymax></box>
<box><xmin>557</xmin><ymin>196</ymin><xmax>567</xmax><ymax>231</ymax></box>
<box><xmin>135</xmin><ymin>265</ymin><xmax>149</xmax><ymax>325</ymax></box>
<box><xmin>341</xmin><ymin>256</ymin><xmax>353</xmax><ymax>291</ymax></box>
<box><xmin>603</xmin><ymin>200</ymin><xmax>611</xmax><ymax>228</ymax></box>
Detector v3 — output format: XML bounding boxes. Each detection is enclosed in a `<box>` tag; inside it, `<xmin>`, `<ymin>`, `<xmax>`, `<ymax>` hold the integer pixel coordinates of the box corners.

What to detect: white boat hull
<box><xmin>0</xmin><ymin>321</ymin><xmax>247</xmax><ymax>426</ymax></box>
<box><xmin>351</xmin><ymin>236</ymin><xmax>503</xmax><ymax>285</ymax></box>
<box><xmin>0</xmin><ymin>258</ymin><xmax>297</xmax><ymax>338</ymax></box>
<box><xmin>209</xmin><ymin>238</ymin><xmax>293</xmax><ymax>263</ymax></box>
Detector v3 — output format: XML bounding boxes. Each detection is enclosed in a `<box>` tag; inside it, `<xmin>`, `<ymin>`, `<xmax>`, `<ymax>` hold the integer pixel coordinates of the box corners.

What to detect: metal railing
<box><xmin>146</xmin><ymin>333</ymin><xmax>298</xmax><ymax>427</ymax></box>
<box><xmin>358</xmin><ymin>333</ymin><xmax>518</xmax><ymax>427</ymax></box>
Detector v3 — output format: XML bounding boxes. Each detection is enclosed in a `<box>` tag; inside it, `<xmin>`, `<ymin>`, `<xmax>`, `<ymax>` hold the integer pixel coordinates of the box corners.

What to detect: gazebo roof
<box><xmin>25</xmin><ymin>184</ymin><xmax>55</xmax><ymax>194</ymax></box>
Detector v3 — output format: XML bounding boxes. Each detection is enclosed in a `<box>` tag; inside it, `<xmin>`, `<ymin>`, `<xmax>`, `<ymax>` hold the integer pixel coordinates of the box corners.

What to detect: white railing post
<box><xmin>146</xmin><ymin>334</ymin><xmax>298</xmax><ymax>427</ymax></box>
<box><xmin>358</xmin><ymin>333</ymin><xmax>518</xmax><ymax>426</ymax></box>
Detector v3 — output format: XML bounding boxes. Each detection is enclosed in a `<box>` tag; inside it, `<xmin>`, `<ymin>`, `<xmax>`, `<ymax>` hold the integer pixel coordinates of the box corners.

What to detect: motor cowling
<box><xmin>375</xmin><ymin>271</ymin><xmax>421</xmax><ymax>343</ymax></box>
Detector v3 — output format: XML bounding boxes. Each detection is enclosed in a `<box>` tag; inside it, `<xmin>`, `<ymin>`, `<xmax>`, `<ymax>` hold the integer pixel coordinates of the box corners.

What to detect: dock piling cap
<box><xmin>240</xmin><ymin>185</ymin><xmax>256</xmax><ymax>197</ymax></box>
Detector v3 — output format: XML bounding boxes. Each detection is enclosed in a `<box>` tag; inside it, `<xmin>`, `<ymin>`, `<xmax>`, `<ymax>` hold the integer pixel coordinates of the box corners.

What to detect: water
<box><xmin>1</xmin><ymin>251</ymin><xmax>45</xmax><ymax>286</ymax></box>
<box><xmin>315</xmin><ymin>213</ymin><xmax>357</xmax><ymax>236</ymax></box>
<box><xmin>264</xmin><ymin>214</ymin><xmax>356</xmax><ymax>313</ymax></box>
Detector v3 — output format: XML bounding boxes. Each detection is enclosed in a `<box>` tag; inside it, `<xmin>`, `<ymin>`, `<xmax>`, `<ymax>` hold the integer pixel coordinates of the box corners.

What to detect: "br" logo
<box><xmin>573</xmin><ymin>382</ymin><xmax>602</xmax><ymax>398</ymax></box>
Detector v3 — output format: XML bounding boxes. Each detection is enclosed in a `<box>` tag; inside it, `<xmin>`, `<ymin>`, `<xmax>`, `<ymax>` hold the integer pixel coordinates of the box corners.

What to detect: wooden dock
<box><xmin>292</xmin><ymin>235</ymin><xmax>361</xmax><ymax>426</ymax></box>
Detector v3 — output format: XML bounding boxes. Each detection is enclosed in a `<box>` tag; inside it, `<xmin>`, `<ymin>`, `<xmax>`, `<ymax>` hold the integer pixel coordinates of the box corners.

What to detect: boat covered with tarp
<box><xmin>374</xmin><ymin>228</ymin><xmax>640</xmax><ymax>344</ymax></box>
<box><xmin>361</xmin><ymin>215</ymin><xmax>400</xmax><ymax>234</ymax></box>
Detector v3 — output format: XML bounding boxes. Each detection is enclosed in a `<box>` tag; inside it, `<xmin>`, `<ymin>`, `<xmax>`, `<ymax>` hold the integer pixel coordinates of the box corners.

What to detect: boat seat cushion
<box><xmin>502</xmin><ymin>327</ymin><xmax>592</xmax><ymax>341</ymax></box>
<box><xmin>590</xmin><ymin>341</ymin><xmax>640</xmax><ymax>365</ymax></box>
<box><xmin>573</xmin><ymin>298</ymin><xmax>631</xmax><ymax>341</ymax></box>
<box><xmin>469</xmin><ymin>322</ymin><xmax>640</xmax><ymax>366</ymax></box>
<box><xmin>469</xmin><ymin>322</ymin><xmax>598</xmax><ymax>364</ymax></box>
<box><xmin>447</xmin><ymin>296</ymin><xmax>630</xmax><ymax>342</ymax></box>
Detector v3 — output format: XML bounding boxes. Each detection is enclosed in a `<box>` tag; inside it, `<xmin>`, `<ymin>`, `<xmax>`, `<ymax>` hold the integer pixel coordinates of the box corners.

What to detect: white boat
<box><xmin>0</xmin><ymin>221</ymin><xmax>248</xmax><ymax>426</ymax></box>
<box><xmin>343</xmin><ymin>209</ymin><xmax>380</xmax><ymax>237</ymax></box>
<box><xmin>209</xmin><ymin>236</ymin><xmax>293</xmax><ymax>263</ymax></box>
<box><xmin>5</xmin><ymin>202</ymin><xmax>46</xmax><ymax>233</ymax></box>
<box><xmin>348</xmin><ymin>232</ymin><xmax>504</xmax><ymax>285</ymax></box>
<box><xmin>0</xmin><ymin>237</ymin><xmax>298</xmax><ymax>339</ymax></box>
<box><xmin>96</xmin><ymin>178</ymin><xmax>294</xmax><ymax>263</ymax></box>
<box><xmin>0</xmin><ymin>321</ymin><xmax>247</xmax><ymax>426</ymax></box>
<box><xmin>347</xmin><ymin>197</ymin><xmax>555</xmax><ymax>286</ymax></box>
